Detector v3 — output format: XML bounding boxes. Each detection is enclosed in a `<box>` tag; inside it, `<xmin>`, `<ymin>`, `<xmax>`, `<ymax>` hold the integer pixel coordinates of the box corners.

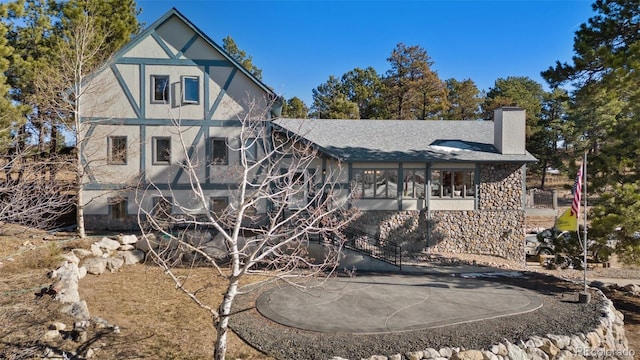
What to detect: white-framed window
<box><xmin>153</xmin><ymin>137</ymin><xmax>171</xmax><ymax>165</ymax></box>
<box><xmin>151</xmin><ymin>75</ymin><xmax>170</xmax><ymax>103</ymax></box>
<box><xmin>109</xmin><ymin>197</ymin><xmax>127</xmax><ymax>221</ymax></box>
<box><xmin>107</xmin><ymin>136</ymin><xmax>127</xmax><ymax>165</ymax></box>
<box><xmin>431</xmin><ymin>169</ymin><xmax>475</xmax><ymax>198</ymax></box>
<box><xmin>352</xmin><ymin>169</ymin><xmax>398</xmax><ymax>199</ymax></box>
<box><xmin>210</xmin><ymin>137</ymin><xmax>228</xmax><ymax>165</ymax></box>
<box><xmin>402</xmin><ymin>169</ymin><xmax>426</xmax><ymax>199</ymax></box>
<box><xmin>182</xmin><ymin>75</ymin><xmax>199</xmax><ymax>104</ymax></box>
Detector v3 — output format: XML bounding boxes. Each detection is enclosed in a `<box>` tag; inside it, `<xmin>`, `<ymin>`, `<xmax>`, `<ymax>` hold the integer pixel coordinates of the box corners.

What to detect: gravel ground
<box><xmin>230</xmin><ymin>271</ymin><xmax>605</xmax><ymax>360</ymax></box>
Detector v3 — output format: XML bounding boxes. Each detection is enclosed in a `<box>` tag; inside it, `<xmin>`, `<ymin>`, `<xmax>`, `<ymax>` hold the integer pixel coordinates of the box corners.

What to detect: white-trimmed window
<box><xmin>153</xmin><ymin>137</ymin><xmax>171</xmax><ymax>165</ymax></box>
<box><xmin>431</xmin><ymin>169</ymin><xmax>475</xmax><ymax>198</ymax></box>
<box><xmin>210</xmin><ymin>137</ymin><xmax>228</xmax><ymax>165</ymax></box>
<box><xmin>151</xmin><ymin>75</ymin><xmax>170</xmax><ymax>103</ymax></box>
<box><xmin>108</xmin><ymin>136</ymin><xmax>127</xmax><ymax>165</ymax></box>
<box><xmin>352</xmin><ymin>169</ymin><xmax>398</xmax><ymax>199</ymax></box>
<box><xmin>182</xmin><ymin>75</ymin><xmax>199</xmax><ymax>104</ymax></box>
<box><xmin>109</xmin><ymin>197</ymin><xmax>127</xmax><ymax>221</ymax></box>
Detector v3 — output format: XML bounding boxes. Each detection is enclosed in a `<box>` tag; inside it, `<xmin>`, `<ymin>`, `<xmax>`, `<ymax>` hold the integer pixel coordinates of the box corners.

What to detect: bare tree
<box><xmin>136</xmin><ymin>101</ymin><xmax>358</xmax><ymax>360</ymax></box>
<box><xmin>0</xmin><ymin>146</ymin><xmax>74</xmax><ymax>230</ymax></box>
<box><xmin>33</xmin><ymin>8</ymin><xmax>118</xmax><ymax>238</ymax></box>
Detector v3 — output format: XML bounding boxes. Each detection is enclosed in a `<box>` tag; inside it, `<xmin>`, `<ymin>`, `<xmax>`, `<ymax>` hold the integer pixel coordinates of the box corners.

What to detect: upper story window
<box><xmin>403</xmin><ymin>169</ymin><xmax>426</xmax><ymax>199</ymax></box>
<box><xmin>153</xmin><ymin>137</ymin><xmax>171</xmax><ymax>165</ymax></box>
<box><xmin>431</xmin><ymin>169</ymin><xmax>475</xmax><ymax>198</ymax></box>
<box><xmin>182</xmin><ymin>75</ymin><xmax>199</xmax><ymax>104</ymax></box>
<box><xmin>352</xmin><ymin>169</ymin><xmax>398</xmax><ymax>199</ymax></box>
<box><xmin>107</xmin><ymin>136</ymin><xmax>127</xmax><ymax>165</ymax></box>
<box><xmin>151</xmin><ymin>75</ymin><xmax>170</xmax><ymax>103</ymax></box>
<box><xmin>210</xmin><ymin>137</ymin><xmax>228</xmax><ymax>165</ymax></box>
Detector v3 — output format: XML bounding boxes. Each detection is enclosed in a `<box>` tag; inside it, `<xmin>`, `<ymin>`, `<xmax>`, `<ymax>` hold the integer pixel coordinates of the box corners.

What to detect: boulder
<box><xmin>96</xmin><ymin>237</ymin><xmax>120</xmax><ymax>251</ymax></box>
<box><xmin>43</xmin><ymin>329</ymin><xmax>61</xmax><ymax>342</ymax></box>
<box><xmin>117</xmin><ymin>234</ymin><xmax>138</xmax><ymax>245</ymax></box>
<box><xmin>117</xmin><ymin>249</ymin><xmax>145</xmax><ymax>265</ymax></box>
<box><xmin>72</xmin><ymin>248</ymin><xmax>93</xmax><ymax>259</ymax></box>
<box><xmin>118</xmin><ymin>244</ymin><xmax>135</xmax><ymax>251</ymax></box>
<box><xmin>49</xmin><ymin>322</ymin><xmax>67</xmax><ymax>331</ymax></box>
<box><xmin>83</xmin><ymin>258</ymin><xmax>107</xmax><ymax>275</ymax></box>
<box><xmin>90</xmin><ymin>243</ymin><xmax>103</xmax><ymax>257</ymax></box>
<box><xmin>61</xmin><ymin>300</ymin><xmax>90</xmax><ymax>320</ymax></box>
<box><xmin>136</xmin><ymin>233</ymin><xmax>159</xmax><ymax>253</ymax></box>
<box><xmin>50</xmin><ymin>261</ymin><xmax>80</xmax><ymax>303</ymax></box>
<box><xmin>451</xmin><ymin>350</ymin><xmax>485</xmax><ymax>360</ymax></box>
<box><xmin>106</xmin><ymin>257</ymin><xmax>124</xmax><ymax>272</ymax></box>
<box><xmin>60</xmin><ymin>252</ymin><xmax>80</xmax><ymax>265</ymax></box>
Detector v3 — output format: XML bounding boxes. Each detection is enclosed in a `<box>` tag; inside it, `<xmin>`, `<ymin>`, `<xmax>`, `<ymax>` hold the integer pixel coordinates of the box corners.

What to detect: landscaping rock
<box><xmin>118</xmin><ymin>244</ymin><xmax>135</xmax><ymax>251</ymax></box>
<box><xmin>106</xmin><ymin>257</ymin><xmax>124</xmax><ymax>272</ymax></box>
<box><xmin>117</xmin><ymin>234</ymin><xmax>138</xmax><ymax>245</ymax></box>
<box><xmin>96</xmin><ymin>237</ymin><xmax>120</xmax><ymax>251</ymax></box>
<box><xmin>90</xmin><ymin>243</ymin><xmax>103</xmax><ymax>257</ymax></box>
<box><xmin>61</xmin><ymin>300</ymin><xmax>90</xmax><ymax>320</ymax></box>
<box><xmin>43</xmin><ymin>329</ymin><xmax>61</xmax><ymax>342</ymax></box>
<box><xmin>83</xmin><ymin>257</ymin><xmax>107</xmax><ymax>275</ymax></box>
<box><xmin>136</xmin><ymin>233</ymin><xmax>159</xmax><ymax>253</ymax></box>
<box><xmin>117</xmin><ymin>249</ymin><xmax>145</xmax><ymax>265</ymax></box>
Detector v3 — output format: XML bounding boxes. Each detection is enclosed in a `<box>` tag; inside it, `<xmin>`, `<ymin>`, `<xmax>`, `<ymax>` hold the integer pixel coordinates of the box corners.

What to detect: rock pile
<box><xmin>40</xmin><ymin>234</ymin><xmax>144</xmax><ymax>359</ymax></box>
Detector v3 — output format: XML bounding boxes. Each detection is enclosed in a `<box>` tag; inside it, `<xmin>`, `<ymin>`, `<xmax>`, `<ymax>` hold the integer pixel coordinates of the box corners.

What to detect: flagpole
<box><xmin>581</xmin><ymin>152</ymin><xmax>589</xmax><ymax>303</ymax></box>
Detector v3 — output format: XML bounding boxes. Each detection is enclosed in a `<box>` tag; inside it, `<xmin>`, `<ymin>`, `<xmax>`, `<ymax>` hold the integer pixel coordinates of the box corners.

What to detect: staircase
<box><xmin>341</xmin><ymin>227</ymin><xmax>402</xmax><ymax>269</ymax></box>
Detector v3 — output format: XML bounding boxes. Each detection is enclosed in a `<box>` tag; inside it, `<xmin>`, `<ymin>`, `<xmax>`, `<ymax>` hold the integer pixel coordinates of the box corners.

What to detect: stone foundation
<box><xmin>351</xmin><ymin>209</ymin><xmax>525</xmax><ymax>262</ymax></box>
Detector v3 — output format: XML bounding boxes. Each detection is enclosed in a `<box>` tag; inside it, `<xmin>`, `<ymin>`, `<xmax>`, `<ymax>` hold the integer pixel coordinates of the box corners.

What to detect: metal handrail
<box><xmin>341</xmin><ymin>227</ymin><xmax>402</xmax><ymax>269</ymax></box>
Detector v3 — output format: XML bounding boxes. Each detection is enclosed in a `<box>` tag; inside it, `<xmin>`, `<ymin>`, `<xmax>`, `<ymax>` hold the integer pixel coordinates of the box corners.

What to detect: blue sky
<box><xmin>137</xmin><ymin>0</ymin><xmax>594</xmax><ymax>106</ymax></box>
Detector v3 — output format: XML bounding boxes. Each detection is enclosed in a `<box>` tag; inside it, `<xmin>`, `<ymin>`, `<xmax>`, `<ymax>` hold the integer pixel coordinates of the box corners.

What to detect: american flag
<box><xmin>570</xmin><ymin>162</ymin><xmax>583</xmax><ymax>218</ymax></box>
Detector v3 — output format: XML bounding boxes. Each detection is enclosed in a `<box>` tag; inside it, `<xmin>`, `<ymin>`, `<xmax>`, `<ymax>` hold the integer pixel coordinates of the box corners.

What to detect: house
<box><xmin>80</xmin><ymin>8</ymin><xmax>536</xmax><ymax>261</ymax></box>
<box><xmin>273</xmin><ymin>109</ymin><xmax>536</xmax><ymax>260</ymax></box>
<box><xmin>79</xmin><ymin>8</ymin><xmax>276</xmax><ymax>230</ymax></box>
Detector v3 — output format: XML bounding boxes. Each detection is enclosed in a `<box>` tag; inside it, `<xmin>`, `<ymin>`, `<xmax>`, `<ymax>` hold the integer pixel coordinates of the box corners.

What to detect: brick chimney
<box><xmin>493</xmin><ymin>107</ymin><xmax>526</xmax><ymax>155</ymax></box>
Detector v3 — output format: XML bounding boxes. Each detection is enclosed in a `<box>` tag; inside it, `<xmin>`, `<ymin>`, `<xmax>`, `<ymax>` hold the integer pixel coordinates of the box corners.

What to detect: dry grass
<box><xmin>0</xmin><ymin>231</ymin><xmax>273</xmax><ymax>359</ymax></box>
<box><xmin>2</xmin><ymin>227</ymin><xmax>639</xmax><ymax>359</ymax></box>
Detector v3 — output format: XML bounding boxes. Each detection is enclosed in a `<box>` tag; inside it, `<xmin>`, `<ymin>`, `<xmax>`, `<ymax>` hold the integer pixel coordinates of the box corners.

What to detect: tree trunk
<box><xmin>49</xmin><ymin>124</ymin><xmax>58</xmax><ymax>182</ymax></box>
<box><xmin>76</xmin><ymin>146</ymin><xmax>86</xmax><ymax>238</ymax></box>
<box><xmin>214</xmin><ymin>279</ymin><xmax>239</xmax><ymax>360</ymax></box>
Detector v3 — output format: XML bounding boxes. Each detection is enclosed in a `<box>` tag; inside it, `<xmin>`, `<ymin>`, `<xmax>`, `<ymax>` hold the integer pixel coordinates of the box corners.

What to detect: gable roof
<box><xmin>273</xmin><ymin>119</ymin><xmax>537</xmax><ymax>163</ymax></box>
<box><xmin>110</xmin><ymin>7</ymin><xmax>274</xmax><ymax>96</ymax></box>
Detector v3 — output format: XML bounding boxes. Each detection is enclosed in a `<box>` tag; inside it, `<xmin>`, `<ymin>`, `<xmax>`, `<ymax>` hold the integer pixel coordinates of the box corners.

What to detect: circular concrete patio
<box><xmin>255</xmin><ymin>274</ymin><xmax>543</xmax><ymax>334</ymax></box>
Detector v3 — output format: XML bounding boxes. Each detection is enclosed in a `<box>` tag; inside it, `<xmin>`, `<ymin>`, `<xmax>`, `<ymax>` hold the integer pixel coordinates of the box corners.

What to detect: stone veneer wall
<box><xmin>350</xmin><ymin>164</ymin><xmax>527</xmax><ymax>261</ymax></box>
<box><xmin>328</xmin><ymin>290</ymin><xmax>632</xmax><ymax>360</ymax></box>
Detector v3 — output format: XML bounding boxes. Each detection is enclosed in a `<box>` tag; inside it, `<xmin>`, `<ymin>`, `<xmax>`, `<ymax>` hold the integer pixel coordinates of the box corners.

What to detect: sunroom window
<box><xmin>352</xmin><ymin>169</ymin><xmax>398</xmax><ymax>199</ymax></box>
<box><xmin>431</xmin><ymin>169</ymin><xmax>475</xmax><ymax>198</ymax></box>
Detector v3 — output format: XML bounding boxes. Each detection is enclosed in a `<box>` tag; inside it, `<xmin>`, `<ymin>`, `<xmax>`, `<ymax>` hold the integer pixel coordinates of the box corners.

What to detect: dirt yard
<box><xmin>1</xmin><ymin>227</ymin><xmax>638</xmax><ymax>359</ymax></box>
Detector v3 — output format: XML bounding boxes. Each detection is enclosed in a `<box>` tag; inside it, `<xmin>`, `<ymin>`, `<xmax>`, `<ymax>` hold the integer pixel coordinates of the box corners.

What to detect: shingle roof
<box><xmin>272</xmin><ymin>119</ymin><xmax>537</xmax><ymax>163</ymax></box>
